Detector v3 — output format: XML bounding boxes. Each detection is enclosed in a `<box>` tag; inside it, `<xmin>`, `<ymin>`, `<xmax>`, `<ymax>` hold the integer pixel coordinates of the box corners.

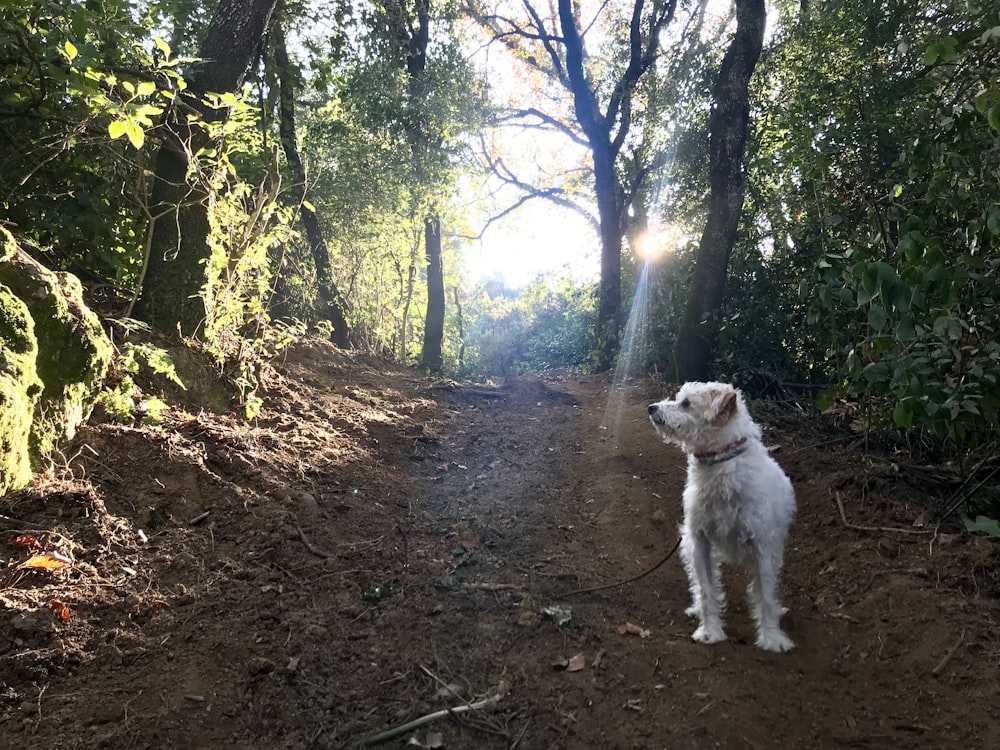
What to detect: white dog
<box><xmin>648</xmin><ymin>382</ymin><xmax>795</xmax><ymax>652</ymax></box>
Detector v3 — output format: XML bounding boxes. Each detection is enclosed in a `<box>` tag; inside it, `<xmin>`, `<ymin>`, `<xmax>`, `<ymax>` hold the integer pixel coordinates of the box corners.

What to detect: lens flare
<box><xmin>634</xmin><ymin>223</ymin><xmax>682</xmax><ymax>261</ymax></box>
<box><xmin>635</xmin><ymin>232</ymin><xmax>663</xmax><ymax>260</ymax></box>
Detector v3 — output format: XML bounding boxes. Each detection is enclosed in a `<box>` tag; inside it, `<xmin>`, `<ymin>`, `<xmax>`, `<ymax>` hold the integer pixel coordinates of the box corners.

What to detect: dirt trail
<box><xmin>1</xmin><ymin>341</ymin><xmax>998</xmax><ymax>749</ymax></box>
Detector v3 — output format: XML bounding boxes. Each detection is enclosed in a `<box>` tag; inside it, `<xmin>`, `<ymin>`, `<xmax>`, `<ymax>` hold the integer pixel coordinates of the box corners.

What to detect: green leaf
<box><xmin>302</xmin><ymin>199</ymin><xmax>316</xmax><ymax>212</ymax></box>
<box><xmin>895</xmin><ymin>316</ymin><xmax>916</xmax><ymax>342</ymax></box>
<box><xmin>108</xmin><ymin>120</ymin><xmax>127</xmax><ymax>140</ymax></box>
<box><xmin>154</xmin><ymin>37</ymin><xmax>172</xmax><ymax>59</ymax></box>
<box><xmin>962</xmin><ymin>515</ymin><xmax>1000</xmax><ymax>537</ymax></box>
<box><xmin>124</xmin><ymin>119</ymin><xmax>144</xmax><ymax>149</ymax></box>
<box><xmin>988</xmin><ymin>208</ymin><xmax>1000</xmax><ymax>236</ymax></box>
<box><xmin>868</xmin><ymin>304</ymin><xmax>887</xmax><ymax>332</ymax></box>
<box><xmin>137</xmin><ymin>81</ymin><xmax>156</xmax><ymax>97</ymax></box>
<box><xmin>814</xmin><ymin>389</ymin><xmax>835</xmax><ymax>412</ymax></box>
<box><xmin>989</xmin><ymin>105</ymin><xmax>1000</xmax><ymax>133</ymax></box>
<box><xmin>892</xmin><ymin>402</ymin><xmax>913</xmax><ymax>429</ymax></box>
<box><xmin>932</xmin><ymin>315</ymin><xmax>962</xmax><ymax>340</ymax></box>
<box><xmin>64</xmin><ymin>41</ymin><xmax>78</xmax><ymax>61</ymax></box>
<box><xmin>862</xmin><ymin>362</ymin><xmax>889</xmax><ymax>384</ymax></box>
<box><xmin>922</xmin><ymin>44</ymin><xmax>939</xmax><ymax>65</ymax></box>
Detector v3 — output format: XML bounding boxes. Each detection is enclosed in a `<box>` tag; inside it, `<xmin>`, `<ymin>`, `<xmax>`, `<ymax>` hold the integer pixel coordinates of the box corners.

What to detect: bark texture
<box><xmin>555</xmin><ymin>0</ymin><xmax>677</xmax><ymax>369</ymax></box>
<box><xmin>420</xmin><ymin>217</ymin><xmax>444</xmax><ymax>373</ymax></box>
<box><xmin>274</xmin><ymin>21</ymin><xmax>351</xmax><ymax>347</ymax></box>
<box><xmin>133</xmin><ymin>0</ymin><xmax>279</xmax><ymax>335</ymax></box>
<box><xmin>675</xmin><ymin>0</ymin><xmax>766</xmax><ymax>381</ymax></box>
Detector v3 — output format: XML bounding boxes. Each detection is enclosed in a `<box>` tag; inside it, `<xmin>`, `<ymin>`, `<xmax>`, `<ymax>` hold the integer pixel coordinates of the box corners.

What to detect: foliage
<box><xmin>741</xmin><ymin>0</ymin><xmax>1000</xmax><ymax>453</ymax></box>
<box><xmin>461</xmin><ymin>276</ymin><xmax>597</xmax><ymax>376</ymax></box>
<box><xmin>98</xmin><ymin>339</ymin><xmax>184</xmax><ymax>426</ymax></box>
<box><xmin>0</xmin><ymin>0</ymin><xmax>171</xmax><ymax>283</ymax></box>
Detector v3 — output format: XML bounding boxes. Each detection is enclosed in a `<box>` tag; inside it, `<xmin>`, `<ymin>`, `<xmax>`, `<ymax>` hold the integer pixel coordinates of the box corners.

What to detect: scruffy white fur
<box><xmin>648</xmin><ymin>382</ymin><xmax>795</xmax><ymax>652</ymax></box>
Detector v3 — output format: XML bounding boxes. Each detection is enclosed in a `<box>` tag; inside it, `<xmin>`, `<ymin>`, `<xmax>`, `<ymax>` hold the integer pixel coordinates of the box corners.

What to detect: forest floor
<box><xmin>1</xmin><ymin>340</ymin><xmax>999</xmax><ymax>750</ymax></box>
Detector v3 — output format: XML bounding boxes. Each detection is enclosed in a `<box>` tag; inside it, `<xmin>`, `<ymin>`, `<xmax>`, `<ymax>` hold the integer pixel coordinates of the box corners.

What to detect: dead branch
<box><xmin>296</xmin><ymin>526</ymin><xmax>333</xmax><ymax>559</ymax></box>
<box><xmin>834</xmin><ymin>493</ymin><xmax>932</xmax><ymax>536</ymax></box>
<box><xmin>931</xmin><ymin>629</ymin><xmax>966</xmax><ymax>677</ymax></box>
<box><xmin>360</xmin><ymin>692</ymin><xmax>504</xmax><ymax>746</ymax></box>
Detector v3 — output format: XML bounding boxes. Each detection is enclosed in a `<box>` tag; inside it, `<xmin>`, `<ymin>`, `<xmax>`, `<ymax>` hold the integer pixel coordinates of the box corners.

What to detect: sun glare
<box><xmin>634</xmin><ymin>223</ymin><xmax>683</xmax><ymax>261</ymax></box>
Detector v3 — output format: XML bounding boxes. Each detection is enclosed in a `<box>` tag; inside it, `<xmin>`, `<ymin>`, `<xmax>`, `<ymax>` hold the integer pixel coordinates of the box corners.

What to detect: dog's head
<box><xmin>647</xmin><ymin>381</ymin><xmax>751</xmax><ymax>450</ymax></box>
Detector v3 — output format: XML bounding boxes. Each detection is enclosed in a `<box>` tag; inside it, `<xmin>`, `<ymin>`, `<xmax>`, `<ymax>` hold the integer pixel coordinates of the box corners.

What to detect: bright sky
<box><xmin>462</xmin><ymin>192</ymin><xmax>599</xmax><ymax>289</ymax></box>
<box><xmin>460</xmin><ymin>0</ymin><xmax>748</xmax><ymax>290</ymax></box>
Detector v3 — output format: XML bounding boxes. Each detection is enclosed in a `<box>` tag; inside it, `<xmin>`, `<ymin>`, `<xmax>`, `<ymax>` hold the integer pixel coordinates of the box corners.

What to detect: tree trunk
<box><xmin>593</xmin><ymin>143</ymin><xmax>624</xmax><ymax>369</ymax></box>
<box><xmin>133</xmin><ymin>0</ymin><xmax>279</xmax><ymax>335</ymax></box>
<box><xmin>421</xmin><ymin>216</ymin><xmax>445</xmax><ymax>373</ymax></box>
<box><xmin>273</xmin><ymin>20</ymin><xmax>352</xmax><ymax>348</ymax></box>
<box><xmin>399</xmin><ymin>259</ymin><xmax>416</xmax><ymax>362</ymax></box>
<box><xmin>675</xmin><ymin>0</ymin><xmax>766</xmax><ymax>382</ymax></box>
<box><xmin>453</xmin><ymin>286</ymin><xmax>465</xmax><ymax>372</ymax></box>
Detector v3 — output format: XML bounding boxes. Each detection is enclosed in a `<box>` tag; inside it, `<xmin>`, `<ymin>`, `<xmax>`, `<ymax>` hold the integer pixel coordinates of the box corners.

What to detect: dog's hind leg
<box><xmin>748</xmin><ymin>550</ymin><xmax>794</xmax><ymax>652</ymax></box>
<box><xmin>688</xmin><ymin>531</ymin><xmax>726</xmax><ymax>644</ymax></box>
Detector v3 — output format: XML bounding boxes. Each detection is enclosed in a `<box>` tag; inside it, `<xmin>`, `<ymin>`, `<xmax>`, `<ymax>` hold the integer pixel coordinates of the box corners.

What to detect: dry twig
<box><xmin>359</xmin><ymin>692</ymin><xmax>504</xmax><ymax>746</ymax></box>
<box><xmin>931</xmin><ymin>629</ymin><xmax>966</xmax><ymax>677</ymax></box>
<box><xmin>834</xmin><ymin>493</ymin><xmax>932</xmax><ymax>536</ymax></box>
<box><xmin>296</xmin><ymin>526</ymin><xmax>333</xmax><ymax>559</ymax></box>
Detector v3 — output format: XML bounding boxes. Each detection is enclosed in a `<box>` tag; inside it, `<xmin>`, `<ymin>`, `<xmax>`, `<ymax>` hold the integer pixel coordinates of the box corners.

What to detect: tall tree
<box><xmin>675</xmin><ymin>0</ymin><xmax>766</xmax><ymax>381</ymax></box>
<box><xmin>469</xmin><ymin>0</ymin><xmax>678</xmax><ymax>369</ymax></box>
<box><xmin>379</xmin><ymin>0</ymin><xmax>447</xmax><ymax>373</ymax></box>
<box><xmin>133</xmin><ymin>0</ymin><xmax>279</xmax><ymax>335</ymax></box>
<box><xmin>273</xmin><ymin>16</ymin><xmax>352</xmax><ymax>347</ymax></box>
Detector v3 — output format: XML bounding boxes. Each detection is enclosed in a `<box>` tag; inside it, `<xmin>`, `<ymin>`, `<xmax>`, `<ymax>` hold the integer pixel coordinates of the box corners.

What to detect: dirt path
<box><xmin>1</xmin><ymin>342</ymin><xmax>998</xmax><ymax>749</ymax></box>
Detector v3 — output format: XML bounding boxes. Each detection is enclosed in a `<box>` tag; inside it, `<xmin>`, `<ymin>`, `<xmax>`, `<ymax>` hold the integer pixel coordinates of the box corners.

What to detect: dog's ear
<box><xmin>713</xmin><ymin>390</ymin><xmax>739</xmax><ymax>423</ymax></box>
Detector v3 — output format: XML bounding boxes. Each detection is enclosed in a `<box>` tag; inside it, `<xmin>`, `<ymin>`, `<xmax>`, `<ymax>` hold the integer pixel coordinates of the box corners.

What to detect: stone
<box><xmin>0</xmin><ymin>227</ymin><xmax>111</xmax><ymax>488</ymax></box>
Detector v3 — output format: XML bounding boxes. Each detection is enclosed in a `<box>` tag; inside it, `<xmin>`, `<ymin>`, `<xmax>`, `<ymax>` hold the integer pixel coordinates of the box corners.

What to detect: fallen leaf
<box><xmin>516</xmin><ymin>610</ymin><xmax>540</xmax><ymax>628</ymax></box>
<box><xmin>552</xmin><ymin>652</ymin><xmax>586</xmax><ymax>672</ymax></box>
<box><xmin>19</xmin><ymin>554</ymin><xmax>69</xmax><ymax>571</ymax></box>
<box><xmin>457</xmin><ymin>529</ymin><xmax>480</xmax><ymax>550</ymax></box>
<box><xmin>617</xmin><ymin>621</ymin><xmax>651</xmax><ymax>638</ymax></box>
<box><xmin>51</xmin><ymin>598</ymin><xmax>70</xmax><ymax>622</ymax></box>
<box><xmin>13</xmin><ymin>535</ymin><xmax>42</xmax><ymax>550</ymax></box>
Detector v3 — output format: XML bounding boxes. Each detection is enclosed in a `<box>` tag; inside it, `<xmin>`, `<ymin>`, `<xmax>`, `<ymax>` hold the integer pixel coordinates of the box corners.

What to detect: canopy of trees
<box><xmin>1</xmin><ymin>0</ymin><xmax>997</xmax><ymax>456</ymax></box>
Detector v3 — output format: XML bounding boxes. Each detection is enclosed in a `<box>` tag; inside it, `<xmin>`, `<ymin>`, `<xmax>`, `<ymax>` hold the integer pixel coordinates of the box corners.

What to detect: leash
<box><xmin>556</xmin><ymin>535</ymin><xmax>682</xmax><ymax>598</ymax></box>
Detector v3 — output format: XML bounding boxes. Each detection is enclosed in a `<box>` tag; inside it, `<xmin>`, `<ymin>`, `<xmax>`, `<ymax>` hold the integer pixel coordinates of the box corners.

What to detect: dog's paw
<box><xmin>691</xmin><ymin>622</ymin><xmax>727</xmax><ymax>644</ymax></box>
<box><xmin>756</xmin><ymin>630</ymin><xmax>794</xmax><ymax>652</ymax></box>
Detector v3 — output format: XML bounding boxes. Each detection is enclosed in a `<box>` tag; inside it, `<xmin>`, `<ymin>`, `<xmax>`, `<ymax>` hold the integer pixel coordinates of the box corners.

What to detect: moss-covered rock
<box><xmin>0</xmin><ymin>227</ymin><xmax>112</xmax><ymax>483</ymax></box>
<box><xmin>0</xmin><ymin>259</ymin><xmax>42</xmax><ymax>494</ymax></box>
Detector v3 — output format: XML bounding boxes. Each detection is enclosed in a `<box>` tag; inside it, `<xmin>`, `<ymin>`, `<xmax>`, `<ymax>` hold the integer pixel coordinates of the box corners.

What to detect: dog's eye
<box><xmin>680</xmin><ymin>398</ymin><xmax>690</xmax><ymax>409</ymax></box>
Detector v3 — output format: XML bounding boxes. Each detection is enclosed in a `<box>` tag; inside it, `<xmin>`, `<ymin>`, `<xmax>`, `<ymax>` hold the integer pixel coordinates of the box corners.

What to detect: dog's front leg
<box><xmin>689</xmin><ymin>532</ymin><xmax>726</xmax><ymax>644</ymax></box>
<box><xmin>748</xmin><ymin>551</ymin><xmax>794</xmax><ymax>652</ymax></box>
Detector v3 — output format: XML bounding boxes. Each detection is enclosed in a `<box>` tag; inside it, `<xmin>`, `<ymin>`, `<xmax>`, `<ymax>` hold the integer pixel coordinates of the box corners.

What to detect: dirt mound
<box><xmin>2</xmin><ymin>341</ymin><xmax>998</xmax><ymax>749</ymax></box>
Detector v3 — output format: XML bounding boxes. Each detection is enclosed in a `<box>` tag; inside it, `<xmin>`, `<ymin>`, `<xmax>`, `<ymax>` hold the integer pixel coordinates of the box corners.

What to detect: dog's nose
<box><xmin>648</xmin><ymin>404</ymin><xmax>658</xmax><ymax>415</ymax></box>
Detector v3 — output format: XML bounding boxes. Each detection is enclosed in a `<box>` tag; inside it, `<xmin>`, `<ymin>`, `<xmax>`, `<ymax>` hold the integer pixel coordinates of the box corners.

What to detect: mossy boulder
<box><xmin>0</xmin><ymin>227</ymin><xmax>112</xmax><ymax>489</ymax></box>
<box><xmin>0</xmin><ymin>258</ymin><xmax>42</xmax><ymax>493</ymax></box>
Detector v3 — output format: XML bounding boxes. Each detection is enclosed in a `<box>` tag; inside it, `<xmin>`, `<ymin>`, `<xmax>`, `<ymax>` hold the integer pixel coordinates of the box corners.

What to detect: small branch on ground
<box><xmin>297</xmin><ymin>527</ymin><xmax>333</xmax><ymax>559</ymax></box>
<box><xmin>834</xmin><ymin>493</ymin><xmax>932</xmax><ymax>536</ymax></box>
<box><xmin>359</xmin><ymin>692</ymin><xmax>504</xmax><ymax>746</ymax></box>
<box><xmin>459</xmin><ymin>582</ymin><xmax>523</xmax><ymax>592</ymax></box>
<box><xmin>931</xmin><ymin>629</ymin><xmax>966</xmax><ymax>677</ymax></box>
<box><xmin>0</xmin><ymin>514</ymin><xmax>46</xmax><ymax>529</ymax></box>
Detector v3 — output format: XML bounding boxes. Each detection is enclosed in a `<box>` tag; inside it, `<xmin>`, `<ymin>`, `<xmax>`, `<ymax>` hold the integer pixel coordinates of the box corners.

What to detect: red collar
<box><xmin>694</xmin><ymin>436</ymin><xmax>749</xmax><ymax>465</ymax></box>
